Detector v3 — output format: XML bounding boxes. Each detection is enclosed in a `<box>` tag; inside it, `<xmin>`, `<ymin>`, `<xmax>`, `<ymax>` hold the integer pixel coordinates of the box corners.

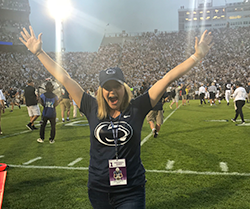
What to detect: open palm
<box><xmin>195</xmin><ymin>30</ymin><xmax>214</xmax><ymax>59</ymax></box>
<box><xmin>19</xmin><ymin>26</ymin><xmax>42</xmax><ymax>55</ymax></box>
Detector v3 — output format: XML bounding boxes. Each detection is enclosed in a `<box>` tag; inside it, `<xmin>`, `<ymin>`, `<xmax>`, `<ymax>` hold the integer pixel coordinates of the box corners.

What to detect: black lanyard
<box><xmin>109</xmin><ymin>113</ymin><xmax>122</xmax><ymax>160</ymax></box>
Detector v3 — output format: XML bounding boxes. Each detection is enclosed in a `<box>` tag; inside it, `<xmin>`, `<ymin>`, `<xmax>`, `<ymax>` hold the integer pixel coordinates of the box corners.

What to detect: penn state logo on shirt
<box><xmin>94</xmin><ymin>121</ymin><xmax>133</xmax><ymax>146</ymax></box>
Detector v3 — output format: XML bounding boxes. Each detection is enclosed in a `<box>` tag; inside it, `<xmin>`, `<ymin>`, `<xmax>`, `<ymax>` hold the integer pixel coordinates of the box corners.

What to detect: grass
<box><xmin>1</xmin><ymin>99</ymin><xmax>250</xmax><ymax>208</ymax></box>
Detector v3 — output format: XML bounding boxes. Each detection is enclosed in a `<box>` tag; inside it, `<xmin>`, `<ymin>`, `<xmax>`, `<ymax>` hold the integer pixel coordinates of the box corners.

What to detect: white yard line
<box><xmin>141</xmin><ymin>106</ymin><xmax>180</xmax><ymax>146</ymax></box>
<box><xmin>0</xmin><ymin>155</ymin><xmax>4</xmax><ymax>158</ymax></box>
<box><xmin>68</xmin><ymin>158</ymin><xmax>83</xmax><ymax>166</ymax></box>
<box><xmin>205</xmin><ymin>120</ymin><xmax>228</xmax><ymax>122</ymax></box>
<box><xmin>9</xmin><ymin>164</ymin><xmax>89</xmax><ymax>170</ymax></box>
<box><xmin>7</xmin><ymin>164</ymin><xmax>250</xmax><ymax>177</ymax></box>
<box><xmin>145</xmin><ymin>169</ymin><xmax>250</xmax><ymax>176</ymax></box>
<box><xmin>23</xmin><ymin>157</ymin><xmax>42</xmax><ymax>165</ymax></box>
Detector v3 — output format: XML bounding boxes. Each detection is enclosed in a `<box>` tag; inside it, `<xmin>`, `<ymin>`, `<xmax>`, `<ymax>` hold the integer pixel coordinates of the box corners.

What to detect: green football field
<box><xmin>1</xmin><ymin>99</ymin><xmax>250</xmax><ymax>209</ymax></box>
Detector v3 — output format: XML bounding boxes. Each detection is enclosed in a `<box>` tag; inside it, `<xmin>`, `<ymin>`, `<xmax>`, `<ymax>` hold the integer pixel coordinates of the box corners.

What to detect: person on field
<box><xmin>37</xmin><ymin>81</ymin><xmax>60</xmax><ymax>144</ymax></box>
<box><xmin>208</xmin><ymin>82</ymin><xmax>217</xmax><ymax>106</ymax></box>
<box><xmin>169</xmin><ymin>83</ymin><xmax>181</xmax><ymax>109</ymax></box>
<box><xmin>180</xmin><ymin>83</ymin><xmax>187</xmax><ymax>106</ymax></box>
<box><xmin>24</xmin><ymin>80</ymin><xmax>40</xmax><ymax>130</ymax></box>
<box><xmin>20</xmin><ymin>25</ymin><xmax>213</xmax><ymax>209</ymax></box>
<box><xmin>246</xmin><ymin>82</ymin><xmax>250</xmax><ymax>103</ymax></box>
<box><xmin>0</xmin><ymin>88</ymin><xmax>5</xmax><ymax>135</ymax></box>
<box><xmin>146</xmin><ymin>87</ymin><xmax>168</xmax><ymax>138</ymax></box>
<box><xmin>185</xmin><ymin>84</ymin><xmax>191</xmax><ymax>105</ymax></box>
<box><xmin>198</xmin><ymin>83</ymin><xmax>206</xmax><ymax>105</ymax></box>
<box><xmin>60</xmin><ymin>86</ymin><xmax>71</xmax><ymax>122</ymax></box>
<box><xmin>225</xmin><ymin>79</ymin><xmax>233</xmax><ymax>105</ymax></box>
<box><xmin>8</xmin><ymin>87</ymin><xmax>20</xmax><ymax>112</ymax></box>
<box><xmin>231</xmin><ymin>81</ymin><xmax>247</xmax><ymax>125</ymax></box>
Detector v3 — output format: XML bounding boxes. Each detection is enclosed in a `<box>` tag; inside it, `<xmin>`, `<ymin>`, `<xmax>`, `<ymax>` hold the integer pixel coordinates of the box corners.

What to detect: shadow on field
<box><xmin>147</xmin><ymin>176</ymin><xmax>247</xmax><ymax>209</ymax></box>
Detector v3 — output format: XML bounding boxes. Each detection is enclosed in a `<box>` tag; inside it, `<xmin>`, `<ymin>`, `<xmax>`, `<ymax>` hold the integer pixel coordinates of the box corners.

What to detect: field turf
<box><xmin>1</xmin><ymin>99</ymin><xmax>250</xmax><ymax>209</ymax></box>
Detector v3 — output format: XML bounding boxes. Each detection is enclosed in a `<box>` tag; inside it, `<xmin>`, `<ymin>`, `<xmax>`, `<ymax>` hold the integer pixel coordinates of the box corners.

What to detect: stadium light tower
<box><xmin>47</xmin><ymin>0</ymin><xmax>72</xmax><ymax>53</ymax></box>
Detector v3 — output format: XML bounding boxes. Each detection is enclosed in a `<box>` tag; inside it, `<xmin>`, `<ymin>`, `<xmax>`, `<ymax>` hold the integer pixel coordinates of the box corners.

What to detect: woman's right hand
<box><xmin>194</xmin><ymin>30</ymin><xmax>213</xmax><ymax>60</ymax></box>
<box><xmin>19</xmin><ymin>26</ymin><xmax>43</xmax><ymax>55</ymax></box>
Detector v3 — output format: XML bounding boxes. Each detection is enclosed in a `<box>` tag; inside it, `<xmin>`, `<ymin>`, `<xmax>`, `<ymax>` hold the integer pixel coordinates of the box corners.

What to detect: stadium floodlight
<box><xmin>47</xmin><ymin>0</ymin><xmax>72</xmax><ymax>54</ymax></box>
<box><xmin>47</xmin><ymin>0</ymin><xmax>72</xmax><ymax>20</ymax></box>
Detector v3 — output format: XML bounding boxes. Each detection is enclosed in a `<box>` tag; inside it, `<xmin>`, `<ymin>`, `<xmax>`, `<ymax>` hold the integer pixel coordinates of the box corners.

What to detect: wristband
<box><xmin>35</xmin><ymin>50</ymin><xmax>43</xmax><ymax>57</ymax></box>
<box><xmin>191</xmin><ymin>55</ymin><xmax>199</xmax><ymax>62</ymax></box>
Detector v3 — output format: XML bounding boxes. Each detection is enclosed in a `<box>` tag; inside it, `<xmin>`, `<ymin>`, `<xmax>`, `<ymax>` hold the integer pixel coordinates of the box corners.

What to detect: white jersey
<box><xmin>198</xmin><ymin>86</ymin><xmax>206</xmax><ymax>95</ymax></box>
<box><xmin>0</xmin><ymin>90</ymin><xmax>5</xmax><ymax>101</ymax></box>
<box><xmin>233</xmin><ymin>87</ymin><xmax>247</xmax><ymax>101</ymax></box>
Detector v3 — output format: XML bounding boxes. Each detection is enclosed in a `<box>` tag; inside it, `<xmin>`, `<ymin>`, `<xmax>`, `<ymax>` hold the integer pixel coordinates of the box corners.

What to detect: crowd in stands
<box><xmin>0</xmin><ymin>0</ymin><xmax>29</xmax><ymax>11</ymax></box>
<box><xmin>0</xmin><ymin>0</ymin><xmax>30</xmax><ymax>43</ymax></box>
<box><xmin>0</xmin><ymin>20</ymin><xmax>30</xmax><ymax>43</ymax></box>
<box><xmin>0</xmin><ymin>26</ymin><xmax>250</xmax><ymax>101</ymax></box>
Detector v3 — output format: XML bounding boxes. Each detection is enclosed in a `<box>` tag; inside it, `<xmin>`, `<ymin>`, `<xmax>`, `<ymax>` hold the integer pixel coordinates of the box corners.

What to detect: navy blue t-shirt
<box><xmin>40</xmin><ymin>92</ymin><xmax>58</xmax><ymax>118</ymax></box>
<box><xmin>80</xmin><ymin>91</ymin><xmax>152</xmax><ymax>193</ymax></box>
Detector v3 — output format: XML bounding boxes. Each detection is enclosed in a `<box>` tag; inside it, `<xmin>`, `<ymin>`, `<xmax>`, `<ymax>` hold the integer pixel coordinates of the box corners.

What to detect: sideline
<box><xmin>140</xmin><ymin>106</ymin><xmax>180</xmax><ymax>146</ymax></box>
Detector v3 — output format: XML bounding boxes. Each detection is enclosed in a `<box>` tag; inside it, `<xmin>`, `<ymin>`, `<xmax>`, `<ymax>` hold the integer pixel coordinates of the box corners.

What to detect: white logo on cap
<box><xmin>106</xmin><ymin>69</ymin><xmax>116</xmax><ymax>75</ymax></box>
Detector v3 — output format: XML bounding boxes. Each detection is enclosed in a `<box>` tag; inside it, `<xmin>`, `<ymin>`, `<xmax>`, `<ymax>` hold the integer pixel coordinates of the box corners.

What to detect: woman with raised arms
<box><xmin>19</xmin><ymin>26</ymin><xmax>213</xmax><ymax>209</ymax></box>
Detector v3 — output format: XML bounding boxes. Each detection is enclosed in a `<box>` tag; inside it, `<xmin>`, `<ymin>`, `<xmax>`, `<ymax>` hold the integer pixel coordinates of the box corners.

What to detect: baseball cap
<box><xmin>99</xmin><ymin>67</ymin><xmax>125</xmax><ymax>87</ymax></box>
<box><xmin>28</xmin><ymin>79</ymin><xmax>33</xmax><ymax>83</ymax></box>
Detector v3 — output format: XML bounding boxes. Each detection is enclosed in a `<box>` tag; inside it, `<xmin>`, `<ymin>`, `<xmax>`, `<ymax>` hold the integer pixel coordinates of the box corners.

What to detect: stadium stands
<box><xmin>0</xmin><ymin>2</ymin><xmax>249</xmax><ymax>98</ymax></box>
<box><xmin>0</xmin><ymin>0</ymin><xmax>30</xmax><ymax>52</ymax></box>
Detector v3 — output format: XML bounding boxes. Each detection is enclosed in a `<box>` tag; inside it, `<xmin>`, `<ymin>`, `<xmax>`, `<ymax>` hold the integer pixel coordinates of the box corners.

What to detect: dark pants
<box><xmin>209</xmin><ymin>92</ymin><xmax>215</xmax><ymax>100</ymax></box>
<box><xmin>40</xmin><ymin>117</ymin><xmax>56</xmax><ymax>140</ymax></box>
<box><xmin>199</xmin><ymin>93</ymin><xmax>206</xmax><ymax>104</ymax></box>
<box><xmin>88</xmin><ymin>184</ymin><xmax>145</xmax><ymax>209</ymax></box>
<box><xmin>233</xmin><ymin>100</ymin><xmax>245</xmax><ymax>122</ymax></box>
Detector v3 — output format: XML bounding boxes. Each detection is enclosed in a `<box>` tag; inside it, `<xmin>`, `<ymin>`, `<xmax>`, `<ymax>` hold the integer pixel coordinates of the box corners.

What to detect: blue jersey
<box><xmin>80</xmin><ymin>91</ymin><xmax>152</xmax><ymax>193</ymax></box>
<box><xmin>40</xmin><ymin>92</ymin><xmax>58</xmax><ymax>118</ymax></box>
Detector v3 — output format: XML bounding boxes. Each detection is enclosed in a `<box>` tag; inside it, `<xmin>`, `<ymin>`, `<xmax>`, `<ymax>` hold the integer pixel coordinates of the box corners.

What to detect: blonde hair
<box><xmin>96</xmin><ymin>83</ymin><xmax>133</xmax><ymax>119</ymax></box>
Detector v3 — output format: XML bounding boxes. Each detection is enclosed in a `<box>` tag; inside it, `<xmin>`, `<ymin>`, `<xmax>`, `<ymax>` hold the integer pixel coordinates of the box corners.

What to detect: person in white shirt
<box><xmin>198</xmin><ymin>83</ymin><xmax>206</xmax><ymax>105</ymax></box>
<box><xmin>231</xmin><ymin>81</ymin><xmax>247</xmax><ymax>125</ymax></box>
<box><xmin>0</xmin><ymin>89</ymin><xmax>5</xmax><ymax>134</ymax></box>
